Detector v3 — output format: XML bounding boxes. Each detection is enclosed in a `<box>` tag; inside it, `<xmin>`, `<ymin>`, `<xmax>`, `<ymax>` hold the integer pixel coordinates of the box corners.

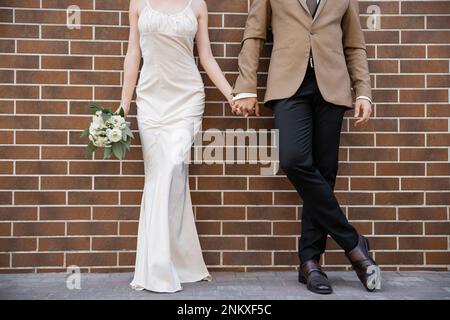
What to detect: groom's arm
<box><xmin>342</xmin><ymin>0</ymin><xmax>372</xmax><ymax>103</ymax></box>
<box><xmin>232</xmin><ymin>0</ymin><xmax>271</xmax><ymax>96</ymax></box>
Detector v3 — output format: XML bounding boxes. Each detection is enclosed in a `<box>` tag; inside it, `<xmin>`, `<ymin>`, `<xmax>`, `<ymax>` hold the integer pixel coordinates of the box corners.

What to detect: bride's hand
<box><xmin>114</xmin><ymin>105</ymin><xmax>130</xmax><ymax>117</ymax></box>
<box><xmin>227</xmin><ymin>98</ymin><xmax>240</xmax><ymax>115</ymax></box>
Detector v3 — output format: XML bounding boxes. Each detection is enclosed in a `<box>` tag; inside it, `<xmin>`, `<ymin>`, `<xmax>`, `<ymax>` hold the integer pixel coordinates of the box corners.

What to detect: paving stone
<box><xmin>0</xmin><ymin>271</ymin><xmax>449</xmax><ymax>300</ymax></box>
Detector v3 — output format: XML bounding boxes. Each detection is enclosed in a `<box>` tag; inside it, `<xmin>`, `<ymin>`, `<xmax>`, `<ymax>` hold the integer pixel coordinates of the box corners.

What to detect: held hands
<box><xmin>231</xmin><ymin>97</ymin><xmax>260</xmax><ymax>117</ymax></box>
<box><xmin>353</xmin><ymin>99</ymin><xmax>372</xmax><ymax>127</ymax></box>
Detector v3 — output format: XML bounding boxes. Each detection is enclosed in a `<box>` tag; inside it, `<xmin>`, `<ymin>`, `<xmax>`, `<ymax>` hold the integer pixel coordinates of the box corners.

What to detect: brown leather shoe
<box><xmin>345</xmin><ymin>235</ymin><xmax>381</xmax><ymax>291</ymax></box>
<box><xmin>298</xmin><ymin>260</ymin><xmax>333</xmax><ymax>294</ymax></box>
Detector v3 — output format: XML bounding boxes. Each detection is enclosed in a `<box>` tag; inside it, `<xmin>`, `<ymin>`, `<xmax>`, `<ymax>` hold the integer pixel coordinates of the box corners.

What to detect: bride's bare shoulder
<box><xmin>191</xmin><ymin>0</ymin><xmax>208</xmax><ymax>17</ymax></box>
<box><xmin>129</xmin><ymin>0</ymin><xmax>146</xmax><ymax>13</ymax></box>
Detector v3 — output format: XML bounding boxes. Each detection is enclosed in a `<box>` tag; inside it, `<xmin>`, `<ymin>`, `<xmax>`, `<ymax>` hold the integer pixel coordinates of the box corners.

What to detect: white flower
<box><xmin>95</xmin><ymin>110</ymin><xmax>103</xmax><ymax>116</ymax></box>
<box><xmin>92</xmin><ymin>114</ymin><xmax>104</xmax><ymax>125</ymax></box>
<box><xmin>94</xmin><ymin>136</ymin><xmax>109</xmax><ymax>147</ymax></box>
<box><xmin>111</xmin><ymin>115</ymin><xmax>124</xmax><ymax>125</ymax></box>
<box><xmin>89</xmin><ymin>122</ymin><xmax>101</xmax><ymax>135</ymax></box>
<box><xmin>106</xmin><ymin>128</ymin><xmax>123</xmax><ymax>143</ymax></box>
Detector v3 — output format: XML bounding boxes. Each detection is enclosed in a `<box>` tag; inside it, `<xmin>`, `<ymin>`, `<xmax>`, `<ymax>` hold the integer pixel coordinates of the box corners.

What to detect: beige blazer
<box><xmin>232</xmin><ymin>0</ymin><xmax>372</xmax><ymax>108</ymax></box>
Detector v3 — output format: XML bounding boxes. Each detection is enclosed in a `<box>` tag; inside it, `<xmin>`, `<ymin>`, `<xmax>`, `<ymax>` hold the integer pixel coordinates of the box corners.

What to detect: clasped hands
<box><xmin>229</xmin><ymin>97</ymin><xmax>260</xmax><ymax>117</ymax></box>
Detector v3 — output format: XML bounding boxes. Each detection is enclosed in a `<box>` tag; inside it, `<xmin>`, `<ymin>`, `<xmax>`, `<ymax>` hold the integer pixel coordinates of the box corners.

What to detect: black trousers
<box><xmin>268</xmin><ymin>64</ymin><xmax>359</xmax><ymax>264</ymax></box>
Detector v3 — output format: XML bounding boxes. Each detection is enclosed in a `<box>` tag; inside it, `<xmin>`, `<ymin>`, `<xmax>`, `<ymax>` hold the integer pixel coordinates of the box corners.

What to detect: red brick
<box><xmin>0</xmin><ymin>238</ymin><xmax>36</xmax><ymax>251</ymax></box>
<box><xmin>67</xmin><ymin>222</ymin><xmax>118</xmax><ymax>236</ymax></box>
<box><xmin>425</xmin><ymin>222</ymin><xmax>450</xmax><ymax>235</ymax></box>
<box><xmin>66</xmin><ymin>253</ymin><xmax>117</xmax><ymax>267</ymax></box>
<box><xmin>223</xmin><ymin>252</ymin><xmax>272</xmax><ymax>265</ymax></box>
<box><xmin>223</xmin><ymin>222</ymin><xmax>271</xmax><ymax>235</ymax></box>
<box><xmin>93</xmin><ymin>206</ymin><xmax>139</xmax><ymax>220</ymax></box>
<box><xmin>15</xmin><ymin>191</ymin><xmax>66</xmax><ymax>205</ymax></box>
<box><xmin>13</xmin><ymin>222</ymin><xmax>65</xmax><ymax>236</ymax></box>
<box><xmin>199</xmin><ymin>236</ymin><xmax>245</xmax><ymax>250</ymax></box>
<box><xmin>399</xmin><ymin>207</ymin><xmax>447</xmax><ymax>221</ymax></box>
<box><xmin>376</xmin><ymin>252</ymin><xmax>423</xmax><ymax>265</ymax></box>
<box><xmin>399</xmin><ymin>237</ymin><xmax>447</xmax><ymax>250</ymax></box>
<box><xmin>196</xmin><ymin>207</ymin><xmax>245</xmax><ymax>220</ymax></box>
<box><xmin>426</xmin><ymin>252</ymin><xmax>450</xmax><ymax>265</ymax></box>
<box><xmin>247</xmin><ymin>237</ymin><xmax>296</xmax><ymax>250</ymax></box>
<box><xmin>0</xmin><ymin>207</ymin><xmax>37</xmax><ymax>220</ymax></box>
<box><xmin>39</xmin><ymin>237</ymin><xmax>90</xmax><ymax>251</ymax></box>
<box><xmin>92</xmin><ymin>237</ymin><xmax>136</xmax><ymax>251</ymax></box>
<box><xmin>375</xmin><ymin>222</ymin><xmax>423</xmax><ymax>235</ymax></box>
<box><xmin>16</xmin><ymin>161</ymin><xmax>67</xmax><ymax>175</ymax></box>
<box><xmin>68</xmin><ymin>192</ymin><xmax>118</xmax><ymax>205</ymax></box>
<box><xmin>13</xmin><ymin>253</ymin><xmax>64</xmax><ymax>267</ymax></box>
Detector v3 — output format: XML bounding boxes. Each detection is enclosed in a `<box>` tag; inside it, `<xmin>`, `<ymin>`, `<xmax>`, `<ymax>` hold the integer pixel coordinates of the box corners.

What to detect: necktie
<box><xmin>306</xmin><ymin>0</ymin><xmax>318</xmax><ymax>67</ymax></box>
<box><xmin>306</xmin><ymin>0</ymin><xmax>318</xmax><ymax>17</ymax></box>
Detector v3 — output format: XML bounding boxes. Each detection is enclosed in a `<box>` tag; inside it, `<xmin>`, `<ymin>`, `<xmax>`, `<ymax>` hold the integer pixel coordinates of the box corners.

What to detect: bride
<box><xmin>117</xmin><ymin>0</ymin><xmax>235</xmax><ymax>293</ymax></box>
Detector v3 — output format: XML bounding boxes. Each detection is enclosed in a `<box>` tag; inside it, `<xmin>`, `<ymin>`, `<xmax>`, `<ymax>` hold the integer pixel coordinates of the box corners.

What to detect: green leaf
<box><xmin>103</xmin><ymin>147</ymin><xmax>112</xmax><ymax>159</ymax></box>
<box><xmin>122</xmin><ymin>126</ymin><xmax>134</xmax><ymax>140</ymax></box>
<box><xmin>112</xmin><ymin>143</ymin><xmax>123</xmax><ymax>160</ymax></box>
<box><xmin>121</xmin><ymin>143</ymin><xmax>127</xmax><ymax>159</ymax></box>
<box><xmin>85</xmin><ymin>141</ymin><xmax>96</xmax><ymax>158</ymax></box>
<box><xmin>89</xmin><ymin>103</ymin><xmax>103</xmax><ymax>114</ymax></box>
<box><xmin>119</xmin><ymin>106</ymin><xmax>125</xmax><ymax>118</ymax></box>
<box><xmin>102</xmin><ymin>113</ymin><xmax>112</xmax><ymax>122</ymax></box>
<box><xmin>80</xmin><ymin>127</ymin><xmax>90</xmax><ymax>138</ymax></box>
<box><xmin>89</xmin><ymin>102</ymin><xmax>113</xmax><ymax>115</ymax></box>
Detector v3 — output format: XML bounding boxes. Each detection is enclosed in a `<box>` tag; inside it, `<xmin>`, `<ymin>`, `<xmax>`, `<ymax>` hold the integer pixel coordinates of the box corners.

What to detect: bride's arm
<box><xmin>194</xmin><ymin>0</ymin><xmax>234</xmax><ymax>107</ymax></box>
<box><xmin>118</xmin><ymin>0</ymin><xmax>142</xmax><ymax>117</ymax></box>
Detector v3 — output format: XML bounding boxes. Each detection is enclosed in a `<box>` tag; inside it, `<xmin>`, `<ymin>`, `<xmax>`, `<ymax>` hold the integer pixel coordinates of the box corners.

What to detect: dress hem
<box><xmin>129</xmin><ymin>272</ymin><xmax>212</xmax><ymax>293</ymax></box>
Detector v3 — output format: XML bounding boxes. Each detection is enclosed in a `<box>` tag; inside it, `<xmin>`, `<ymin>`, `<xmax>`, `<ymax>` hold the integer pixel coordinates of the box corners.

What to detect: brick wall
<box><xmin>0</xmin><ymin>0</ymin><xmax>449</xmax><ymax>273</ymax></box>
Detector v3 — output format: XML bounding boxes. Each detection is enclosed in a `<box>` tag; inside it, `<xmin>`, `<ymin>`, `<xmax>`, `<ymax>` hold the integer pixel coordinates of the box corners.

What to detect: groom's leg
<box><xmin>299</xmin><ymin>93</ymin><xmax>351</xmax><ymax>262</ymax></box>
<box><xmin>271</xmin><ymin>67</ymin><xmax>358</xmax><ymax>254</ymax></box>
<box><xmin>270</xmin><ymin>92</ymin><xmax>325</xmax><ymax>264</ymax></box>
<box><xmin>299</xmin><ymin>207</ymin><xmax>327</xmax><ymax>263</ymax></box>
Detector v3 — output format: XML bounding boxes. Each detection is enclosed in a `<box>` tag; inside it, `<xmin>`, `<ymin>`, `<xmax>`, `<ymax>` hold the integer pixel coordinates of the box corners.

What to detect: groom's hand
<box><xmin>233</xmin><ymin>97</ymin><xmax>259</xmax><ymax>117</ymax></box>
<box><xmin>354</xmin><ymin>99</ymin><xmax>372</xmax><ymax>127</ymax></box>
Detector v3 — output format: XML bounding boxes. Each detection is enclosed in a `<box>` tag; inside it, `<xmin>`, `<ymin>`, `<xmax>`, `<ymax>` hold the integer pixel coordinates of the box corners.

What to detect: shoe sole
<box><xmin>298</xmin><ymin>274</ymin><xmax>333</xmax><ymax>295</ymax></box>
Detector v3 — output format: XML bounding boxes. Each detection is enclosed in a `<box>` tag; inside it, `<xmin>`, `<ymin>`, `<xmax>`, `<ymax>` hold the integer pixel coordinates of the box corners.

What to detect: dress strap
<box><xmin>182</xmin><ymin>0</ymin><xmax>193</xmax><ymax>13</ymax></box>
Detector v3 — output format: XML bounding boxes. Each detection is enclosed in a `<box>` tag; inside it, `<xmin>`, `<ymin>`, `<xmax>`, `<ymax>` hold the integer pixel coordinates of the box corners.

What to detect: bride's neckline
<box><xmin>146</xmin><ymin>0</ymin><xmax>192</xmax><ymax>17</ymax></box>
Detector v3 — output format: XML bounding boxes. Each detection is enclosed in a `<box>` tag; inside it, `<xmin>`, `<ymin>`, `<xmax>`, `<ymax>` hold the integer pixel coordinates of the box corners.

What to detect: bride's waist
<box><xmin>143</xmin><ymin>59</ymin><xmax>198</xmax><ymax>71</ymax></box>
<box><xmin>142</xmin><ymin>64</ymin><xmax>202</xmax><ymax>82</ymax></box>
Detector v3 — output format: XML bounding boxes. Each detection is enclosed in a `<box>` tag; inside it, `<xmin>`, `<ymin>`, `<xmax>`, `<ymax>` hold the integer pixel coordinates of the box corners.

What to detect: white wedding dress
<box><xmin>130</xmin><ymin>0</ymin><xmax>211</xmax><ymax>293</ymax></box>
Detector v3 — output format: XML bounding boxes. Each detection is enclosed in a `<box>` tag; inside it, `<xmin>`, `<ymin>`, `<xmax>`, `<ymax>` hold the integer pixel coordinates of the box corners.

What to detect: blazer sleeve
<box><xmin>341</xmin><ymin>0</ymin><xmax>372</xmax><ymax>101</ymax></box>
<box><xmin>231</xmin><ymin>0</ymin><xmax>272</xmax><ymax>95</ymax></box>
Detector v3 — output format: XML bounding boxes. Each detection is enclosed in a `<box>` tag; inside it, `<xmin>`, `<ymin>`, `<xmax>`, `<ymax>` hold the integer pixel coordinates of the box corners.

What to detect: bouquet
<box><xmin>81</xmin><ymin>103</ymin><xmax>134</xmax><ymax>160</ymax></box>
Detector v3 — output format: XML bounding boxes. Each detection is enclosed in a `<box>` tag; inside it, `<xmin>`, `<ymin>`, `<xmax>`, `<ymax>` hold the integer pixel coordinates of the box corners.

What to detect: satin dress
<box><xmin>130</xmin><ymin>0</ymin><xmax>211</xmax><ymax>293</ymax></box>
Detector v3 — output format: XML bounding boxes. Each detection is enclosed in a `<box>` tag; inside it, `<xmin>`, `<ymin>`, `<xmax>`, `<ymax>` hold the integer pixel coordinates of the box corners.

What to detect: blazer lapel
<box><xmin>297</xmin><ymin>0</ymin><xmax>310</xmax><ymax>16</ymax></box>
<box><xmin>312</xmin><ymin>0</ymin><xmax>327</xmax><ymax>22</ymax></box>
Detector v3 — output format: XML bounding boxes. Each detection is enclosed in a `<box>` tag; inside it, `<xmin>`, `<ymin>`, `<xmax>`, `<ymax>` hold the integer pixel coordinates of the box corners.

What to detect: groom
<box><xmin>231</xmin><ymin>0</ymin><xmax>380</xmax><ymax>294</ymax></box>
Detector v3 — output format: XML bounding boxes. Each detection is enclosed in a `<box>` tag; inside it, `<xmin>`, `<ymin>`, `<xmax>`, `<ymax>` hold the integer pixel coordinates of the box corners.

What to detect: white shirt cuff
<box><xmin>356</xmin><ymin>96</ymin><xmax>373</xmax><ymax>104</ymax></box>
<box><xmin>233</xmin><ymin>93</ymin><xmax>258</xmax><ymax>101</ymax></box>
